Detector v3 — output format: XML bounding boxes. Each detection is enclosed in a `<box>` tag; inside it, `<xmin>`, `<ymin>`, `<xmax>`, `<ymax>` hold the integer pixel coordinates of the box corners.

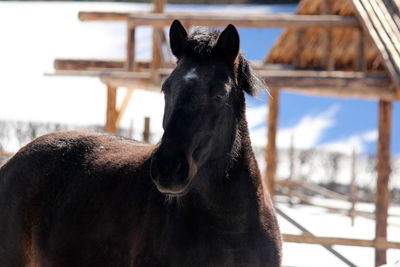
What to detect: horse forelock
<box><xmin>184</xmin><ymin>27</ymin><xmax>219</xmax><ymax>59</ymax></box>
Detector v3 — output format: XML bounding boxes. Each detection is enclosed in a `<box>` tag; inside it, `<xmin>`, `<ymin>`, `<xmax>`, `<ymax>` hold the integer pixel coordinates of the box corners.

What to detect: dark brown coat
<box><xmin>0</xmin><ymin>21</ymin><xmax>281</xmax><ymax>267</ymax></box>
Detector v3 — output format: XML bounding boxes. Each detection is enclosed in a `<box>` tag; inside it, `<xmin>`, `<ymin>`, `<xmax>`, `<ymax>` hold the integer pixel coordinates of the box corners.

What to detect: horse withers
<box><xmin>0</xmin><ymin>20</ymin><xmax>281</xmax><ymax>267</ymax></box>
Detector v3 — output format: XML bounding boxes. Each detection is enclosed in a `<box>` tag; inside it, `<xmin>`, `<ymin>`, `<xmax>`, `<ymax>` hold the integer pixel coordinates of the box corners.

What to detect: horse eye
<box><xmin>214</xmin><ymin>95</ymin><xmax>225</xmax><ymax>102</ymax></box>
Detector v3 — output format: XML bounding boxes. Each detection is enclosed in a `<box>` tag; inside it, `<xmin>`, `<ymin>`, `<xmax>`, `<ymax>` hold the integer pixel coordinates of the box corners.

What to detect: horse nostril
<box><xmin>175</xmin><ymin>159</ymin><xmax>188</xmax><ymax>178</ymax></box>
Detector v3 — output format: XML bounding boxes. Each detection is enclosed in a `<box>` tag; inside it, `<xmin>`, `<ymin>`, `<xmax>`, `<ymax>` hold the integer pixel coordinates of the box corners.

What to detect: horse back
<box><xmin>0</xmin><ymin>131</ymin><xmax>158</xmax><ymax>267</ymax></box>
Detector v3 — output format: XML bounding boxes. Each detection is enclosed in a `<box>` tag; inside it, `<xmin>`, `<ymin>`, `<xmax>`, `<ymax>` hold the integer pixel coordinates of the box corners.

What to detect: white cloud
<box><xmin>246</xmin><ymin>105</ymin><xmax>267</xmax><ymax>130</ymax></box>
<box><xmin>318</xmin><ymin>129</ymin><xmax>378</xmax><ymax>154</ymax></box>
<box><xmin>249</xmin><ymin>105</ymin><xmax>339</xmax><ymax>149</ymax></box>
<box><xmin>362</xmin><ymin>130</ymin><xmax>378</xmax><ymax>142</ymax></box>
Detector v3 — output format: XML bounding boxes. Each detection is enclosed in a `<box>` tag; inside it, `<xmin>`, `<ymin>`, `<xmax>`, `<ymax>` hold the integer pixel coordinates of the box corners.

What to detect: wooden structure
<box><xmin>51</xmin><ymin>0</ymin><xmax>399</xmax><ymax>265</ymax></box>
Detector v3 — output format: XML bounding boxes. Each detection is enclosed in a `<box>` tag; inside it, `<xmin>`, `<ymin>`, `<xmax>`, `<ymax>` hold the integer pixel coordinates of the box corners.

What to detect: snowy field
<box><xmin>1</xmin><ymin>2</ymin><xmax>400</xmax><ymax>266</ymax></box>
<box><xmin>276</xmin><ymin>198</ymin><xmax>400</xmax><ymax>267</ymax></box>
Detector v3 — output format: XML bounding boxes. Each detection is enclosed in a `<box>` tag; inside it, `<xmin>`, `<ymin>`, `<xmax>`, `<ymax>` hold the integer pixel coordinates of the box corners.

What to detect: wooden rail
<box><xmin>262</xmin><ymin>70</ymin><xmax>396</xmax><ymax>100</ymax></box>
<box><xmin>79</xmin><ymin>11</ymin><xmax>360</xmax><ymax>28</ymax></box>
<box><xmin>54</xmin><ymin>59</ymin><xmax>126</xmax><ymax>70</ymax></box>
<box><xmin>276</xmin><ymin>207</ymin><xmax>356</xmax><ymax>266</ymax></box>
<box><xmin>283</xmin><ymin>234</ymin><xmax>400</xmax><ymax>249</ymax></box>
<box><xmin>0</xmin><ymin>152</ymin><xmax>13</xmax><ymax>158</ymax></box>
<box><xmin>49</xmin><ymin>68</ymin><xmax>396</xmax><ymax>100</ymax></box>
<box><xmin>128</xmin><ymin>13</ymin><xmax>360</xmax><ymax>28</ymax></box>
<box><xmin>277</xmin><ymin>179</ymin><xmax>350</xmax><ymax>201</ymax></box>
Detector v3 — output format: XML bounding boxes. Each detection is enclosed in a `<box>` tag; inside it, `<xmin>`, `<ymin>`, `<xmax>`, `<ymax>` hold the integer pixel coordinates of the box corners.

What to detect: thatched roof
<box><xmin>266</xmin><ymin>0</ymin><xmax>400</xmax><ymax>82</ymax></box>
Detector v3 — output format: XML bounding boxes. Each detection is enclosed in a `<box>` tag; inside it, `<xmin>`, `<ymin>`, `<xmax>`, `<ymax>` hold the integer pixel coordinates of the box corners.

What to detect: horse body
<box><xmin>0</xmin><ymin>21</ymin><xmax>281</xmax><ymax>267</ymax></box>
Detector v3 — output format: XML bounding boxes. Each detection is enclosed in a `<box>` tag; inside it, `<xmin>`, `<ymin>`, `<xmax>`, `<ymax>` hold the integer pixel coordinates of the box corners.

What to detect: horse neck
<box><xmin>193</xmin><ymin>114</ymin><xmax>262</xmax><ymax>215</ymax></box>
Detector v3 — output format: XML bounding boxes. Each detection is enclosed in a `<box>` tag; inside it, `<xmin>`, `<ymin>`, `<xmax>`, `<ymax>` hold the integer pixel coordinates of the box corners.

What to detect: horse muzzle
<box><xmin>150</xmin><ymin>150</ymin><xmax>197</xmax><ymax>196</ymax></box>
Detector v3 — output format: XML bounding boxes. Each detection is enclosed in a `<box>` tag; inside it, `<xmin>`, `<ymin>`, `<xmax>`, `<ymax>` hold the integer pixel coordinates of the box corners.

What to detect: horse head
<box><xmin>150</xmin><ymin>20</ymin><xmax>264</xmax><ymax>197</ymax></box>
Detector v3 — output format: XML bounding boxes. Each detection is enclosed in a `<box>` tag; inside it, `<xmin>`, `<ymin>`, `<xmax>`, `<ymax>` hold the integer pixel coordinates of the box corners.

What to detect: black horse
<box><xmin>0</xmin><ymin>20</ymin><xmax>281</xmax><ymax>267</ymax></box>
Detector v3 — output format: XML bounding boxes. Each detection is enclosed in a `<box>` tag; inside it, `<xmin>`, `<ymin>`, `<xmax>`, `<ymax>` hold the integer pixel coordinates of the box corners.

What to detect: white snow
<box><xmin>276</xmin><ymin>199</ymin><xmax>400</xmax><ymax>267</ymax></box>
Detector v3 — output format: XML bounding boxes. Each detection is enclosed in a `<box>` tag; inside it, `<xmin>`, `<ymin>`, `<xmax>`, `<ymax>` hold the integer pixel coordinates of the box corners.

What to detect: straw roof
<box><xmin>266</xmin><ymin>0</ymin><xmax>386</xmax><ymax>72</ymax></box>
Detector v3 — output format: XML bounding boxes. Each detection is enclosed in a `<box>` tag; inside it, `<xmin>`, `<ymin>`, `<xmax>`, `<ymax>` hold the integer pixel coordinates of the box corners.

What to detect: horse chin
<box><xmin>156</xmin><ymin>177</ymin><xmax>193</xmax><ymax>197</ymax></box>
<box><xmin>156</xmin><ymin>161</ymin><xmax>198</xmax><ymax>197</ymax></box>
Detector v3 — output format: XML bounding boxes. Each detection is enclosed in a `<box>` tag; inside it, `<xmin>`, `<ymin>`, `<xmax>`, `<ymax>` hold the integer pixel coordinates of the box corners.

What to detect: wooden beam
<box><xmin>49</xmin><ymin>68</ymin><xmax>396</xmax><ymax>100</ymax></box>
<box><xmin>277</xmin><ymin>179</ymin><xmax>350</xmax><ymax>201</ymax></box>
<box><xmin>79</xmin><ymin>12</ymin><xmax>130</xmax><ymax>21</ymax></box>
<box><xmin>265</xmin><ymin>89</ymin><xmax>279</xmax><ymax>198</ymax></box>
<box><xmin>128</xmin><ymin>13</ymin><xmax>359</xmax><ymax>28</ymax></box>
<box><xmin>105</xmin><ymin>85</ymin><xmax>118</xmax><ymax>133</ymax></box>
<box><xmin>53</xmin><ymin>60</ymin><xmax>165</xmax><ymax>72</ymax></box>
<box><xmin>116</xmin><ymin>89</ymin><xmax>134</xmax><ymax>128</ymax></box>
<box><xmin>54</xmin><ymin>59</ymin><xmax>125</xmax><ymax>70</ymax></box>
<box><xmin>282</xmin><ymin>234</ymin><xmax>400</xmax><ymax>249</ymax></box>
<box><xmin>100</xmin><ymin>77</ymin><xmax>160</xmax><ymax>92</ymax></box>
<box><xmin>375</xmin><ymin>100</ymin><xmax>392</xmax><ymax>266</ymax></box>
<box><xmin>52</xmin><ymin>70</ymin><xmax>156</xmax><ymax>78</ymax></box>
<box><xmin>79</xmin><ymin>11</ymin><xmax>359</xmax><ymax>28</ymax></box>
<box><xmin>0</xmin><ymin>152</ymin><xmax>13</xmax><ymax>158</ymax></box>
<box><xmin>261</xmin><ymin>70</ymin><xmax>396</xmax><ymax>100</ymax></box>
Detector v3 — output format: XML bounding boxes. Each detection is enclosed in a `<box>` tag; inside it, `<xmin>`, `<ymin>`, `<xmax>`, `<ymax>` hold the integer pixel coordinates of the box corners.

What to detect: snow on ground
<box><xmin>276</xmin><ymin>199</ymin><xmax>400</xmax><ymax>267</ymax></box>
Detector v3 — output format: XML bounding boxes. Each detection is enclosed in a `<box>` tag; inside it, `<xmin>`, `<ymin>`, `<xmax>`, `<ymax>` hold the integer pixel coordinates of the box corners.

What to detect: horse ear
<box><xmin>169</xmin><ymin>20</ymin><xmax>188</xmax><ymax>59</ymax></box>
<box><xmin>237</xmin><ymin>55</ymin><xmax>266</xmax><ymax>96</ymax></box>
<box><xmin>214</xmin><ymin>24</ymin><xmax>240</xmax><ymax>63</ymax></box>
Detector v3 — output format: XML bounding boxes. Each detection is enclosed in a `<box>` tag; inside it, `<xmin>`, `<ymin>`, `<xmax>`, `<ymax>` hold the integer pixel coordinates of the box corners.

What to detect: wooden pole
<box><xmin>116</xmin><ymin>89</ymin><xmax>134</xmax><ymax>128</ymax></box>
<box><xmin>127</xmin><ymin>24</ymin><xmax>136</xmax><ymax>71</ymax></box>
<box><xmin>288</xmin><ymin>134</ymin><xmax>295</xmax><ymax>206</ymax></box>
<box><xmin>321</xmin><ymin>0</ymin><xmax>335</xmax><ymax>71</ymax></box>
<box><xmin>293</xmin><ymin>29</ymin><xmax>304</xmax><ymax>68</ymax></box>
<box><xmin>350</xmin><ymin>148</ymin><xmax>358</xmax><ymax>226</ymax></box>
<box><xmin>143</xmin><ymin>117</ymin><xmax>151</xmax><ymax>143</ymax></box>
<box><xmin>105</xmin><ymin>85</ymin><xmax>118</xmax><ymax>133</ymax></box>
<box><xmin>375</xmin><ymin>100</ymin><xmax>392</xmax><ymax>267</ymax></box>
<box><xmin>266</xmin><ymin>89</ymin><xmax>279</xmax><ymax>198</ymax></box>
<box><xmin>356</xmin><ymin>29</ymin><xmax>367</xmax><ymax>72</ymax></box>
<box><xmin>151</xmin><ymin>0</ymin><xmax>165</xmax><ymax>83</ymax></box>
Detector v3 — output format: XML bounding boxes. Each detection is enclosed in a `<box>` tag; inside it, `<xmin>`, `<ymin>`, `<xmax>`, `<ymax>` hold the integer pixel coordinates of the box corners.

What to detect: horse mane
<box><xmin>183</xmin><ymin>27</ymin><xmax>267</xmax><ymax>96</ymax></box>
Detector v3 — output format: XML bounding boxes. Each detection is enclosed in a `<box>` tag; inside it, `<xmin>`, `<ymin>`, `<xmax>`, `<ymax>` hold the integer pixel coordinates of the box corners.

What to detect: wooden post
<box><xmin>349</xmin><ymin>148</ymin><xmax>358</xmax><ymax>226</ymax></box>
<box><xmin>143</xmin><ymin>117</ymin><xmax>151</xmax><ymax>143</ymax></box>
<box><xmin>127</xmin><ymin>24</ymin><xmax>136</xmax><ymax>71</ymax></box>
<box><xmin>321</xmin><ymin>0</ymin><xmax>335</xmax><ymax>70</ymax></box>
<box><xmin>288</xmin><ymin>134</ymin><xmax>295</xmax><ymax>206</ymax></box>
<box><xmin>266</xmin><ymin>89</ymin><xmax>279</xmax><ymax>198</ymax></box>
<box><xmin>375</xmin><ymin>100</ymin><xmax>392</xmax><ymax>267</ymax></box>
<box><xmin>356</xmin><ymin>29</ymin><xmax>367</xmax><ymax>72</ymax></box>
<box><xmin>116</xmin><ymin>89</ymin><xmax>134</xmax><ymax>128</ymax></box>
<box><xmin>153</xmin><ymin>0</ymin><xmax>165</xmax><ymax>13</ymax></box>
<box><xmin>293</xmin><ymin>29</ymin><xmax>304</xmax><ymax>68</ymax></box>
<box><xmin>151</xmin><ymin>0</ymin><xmax>165</xmax><ymax>83</ymax></box>
<box><xmin>105</xmin><ymin>85</ymin><xmax>118</xmax><ymax>133</ymax></box>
